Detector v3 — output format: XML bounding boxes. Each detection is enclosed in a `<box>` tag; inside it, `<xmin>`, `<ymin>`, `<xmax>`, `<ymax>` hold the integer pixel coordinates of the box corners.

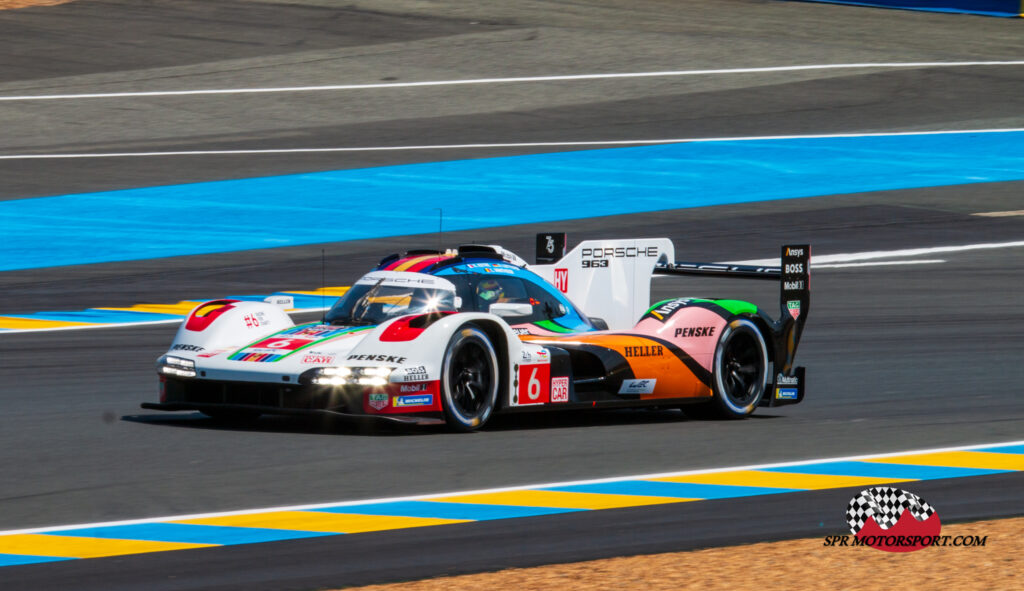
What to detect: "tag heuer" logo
<box><xmin>369</xmin><ymin>393</ymin><xmax>388</xmax><ymax>410</ymax></box>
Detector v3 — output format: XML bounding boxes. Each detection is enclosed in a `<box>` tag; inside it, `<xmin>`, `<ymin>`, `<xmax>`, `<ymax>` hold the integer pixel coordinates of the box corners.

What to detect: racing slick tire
<box><xmin>440</xmin><ymin>324</ymin><xmax>499</xmax><ymax>432</ymax></box>
<box><xmin>687</xmin><ymin>317</ymin><xmax>768</xmax><ymax>419</ymax></box>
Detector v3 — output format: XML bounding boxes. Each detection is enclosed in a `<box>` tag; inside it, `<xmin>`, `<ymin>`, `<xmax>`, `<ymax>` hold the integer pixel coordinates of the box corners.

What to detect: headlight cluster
<box><xmin>311</xmin><ymin>366</ymin><xmax>393</xmax><ymax>387</ymax></box>
<box><xmin>157</xmin><ymin>355</ymin><xmax>196</xmax><ymax>378</ymax></box>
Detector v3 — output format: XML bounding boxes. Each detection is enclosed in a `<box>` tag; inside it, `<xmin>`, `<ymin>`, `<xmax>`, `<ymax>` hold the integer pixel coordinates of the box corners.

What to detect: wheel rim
<box><xmin>722</xmin><ymin>330</ymin><xmax>762</xmax><ymax>406</ymax></box>
<box><xmin>713</xmin><ymin>319</ymin><xmax>768</xmax><ymax>415</ymax></box>
<box><xmin>446</xmin><ymin>338</ymin><xmax>494</xmax><ymax>421</ymax></box>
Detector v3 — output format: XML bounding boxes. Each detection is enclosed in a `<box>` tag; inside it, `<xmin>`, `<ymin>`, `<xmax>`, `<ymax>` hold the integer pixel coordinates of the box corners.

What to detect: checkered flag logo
<box><xmin>846</xmin><ymin>487</ymin><xmax>935</xmax><ymax>534</ymax></box>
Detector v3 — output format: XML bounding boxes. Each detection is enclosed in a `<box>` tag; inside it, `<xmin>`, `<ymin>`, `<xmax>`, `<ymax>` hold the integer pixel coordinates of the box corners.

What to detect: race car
<box><xmin>143</xmin><ymin>237</ymin><xmax>810</xmax><ymax>431</ymax></box>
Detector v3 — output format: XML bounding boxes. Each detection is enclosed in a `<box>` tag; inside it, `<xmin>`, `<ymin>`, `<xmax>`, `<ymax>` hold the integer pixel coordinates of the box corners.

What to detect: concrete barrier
<box><xmin>792</xmin><ymin>1</ymin><xmax>1023</xmax><ymax>17</ymax></box>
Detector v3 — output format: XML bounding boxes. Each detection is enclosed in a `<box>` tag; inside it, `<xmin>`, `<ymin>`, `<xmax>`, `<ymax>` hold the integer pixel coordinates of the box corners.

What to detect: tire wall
<box><xmin>791</xmin><ymin>0</ymin><xmax>1023</xmax><ymax>17</ymax></box>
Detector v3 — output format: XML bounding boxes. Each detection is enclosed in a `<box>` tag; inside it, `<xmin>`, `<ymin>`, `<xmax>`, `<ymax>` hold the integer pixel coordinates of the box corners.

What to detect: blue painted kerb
<box><xmin>792</xmin><ymin>1</ymin><xmax>1022</xmax><ymax>17</ymax></box>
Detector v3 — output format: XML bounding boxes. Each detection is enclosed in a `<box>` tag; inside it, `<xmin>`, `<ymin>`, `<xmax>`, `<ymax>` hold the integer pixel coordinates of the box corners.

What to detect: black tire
<box><xmin>441</xmin><ymin>325</ymin><xmax>499</xmax><ymax>432</ymax></box>
<box><xmin>690</xmin><ymin>318</ymin><xmax>768</xmax><ymax>419</ymax></box>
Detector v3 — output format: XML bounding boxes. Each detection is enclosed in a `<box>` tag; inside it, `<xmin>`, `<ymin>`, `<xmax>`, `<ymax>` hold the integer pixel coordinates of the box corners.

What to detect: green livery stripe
<box><xmin>646</xmin><ymin>298</ymin><xmax>757</xmax><ymax>316</ymax></box>
<box><xmin>645</xmin><ymin>299</ymin><xmax>675</xmax><ymax>314</ymax></box>
<box><xmin>535</xmin><ymin>319</ymin><xmax>574</xmax><ymax>333</ymax></box>
<box><xmin>705</xmin><ymin>299</ymin><xmax>758</xmax><ymax>316</ymax></box>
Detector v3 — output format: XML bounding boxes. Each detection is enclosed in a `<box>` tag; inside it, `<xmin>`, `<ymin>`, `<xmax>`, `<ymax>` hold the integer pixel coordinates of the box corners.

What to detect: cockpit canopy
<box><xmin>325</xmin><ymin>272</ymin><xmax>458</xmax><ymax>326</ymax></box>
<box><xmin>326</xmin><ymin>263</ymin><xmax>595</xmax><ymax>332</ymax></box>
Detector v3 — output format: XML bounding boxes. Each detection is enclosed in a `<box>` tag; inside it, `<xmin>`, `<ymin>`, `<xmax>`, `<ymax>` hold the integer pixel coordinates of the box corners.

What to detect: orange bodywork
<box><xmin>522</xmin><ymin>333</ymin><xmax>713</xmax><ymax>400</ymax></box>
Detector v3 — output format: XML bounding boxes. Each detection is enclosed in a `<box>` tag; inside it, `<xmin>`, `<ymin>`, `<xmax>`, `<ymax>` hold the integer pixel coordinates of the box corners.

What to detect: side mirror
<box><xmin>489</xmin><ymin>302</ymin><xmax>533</xmax><ymax>318</ymax></box>
<box><xmin>264</xmin><ymin>295</ymin><xmax>294</xmax><ymax>308</ymax></box>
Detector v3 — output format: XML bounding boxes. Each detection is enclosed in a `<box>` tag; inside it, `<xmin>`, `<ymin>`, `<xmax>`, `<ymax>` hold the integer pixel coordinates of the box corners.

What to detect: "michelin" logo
<box><xmin>394</xmin><ymin>394</ymin><xmax>433</xmax><ymax>407</ymax></box>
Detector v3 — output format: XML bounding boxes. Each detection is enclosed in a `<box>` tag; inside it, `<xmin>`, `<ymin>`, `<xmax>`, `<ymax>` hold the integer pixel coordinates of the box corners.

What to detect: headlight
<box><xmin>310</xmin><ymin>366</ymin><xmax>392</xmax><ymax>387</ymax></box>
<box><xmin>157</xmin><ymin>355</ymin><xmax>196</xmax><ymax>378</ymax></box>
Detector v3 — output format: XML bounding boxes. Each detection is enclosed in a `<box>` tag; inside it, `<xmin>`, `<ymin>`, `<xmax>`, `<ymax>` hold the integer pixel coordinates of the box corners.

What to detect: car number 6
<box><xmin>528</xmin><ymin>368</ymin><xmax>541</xmax><ymax>400</ymax></box>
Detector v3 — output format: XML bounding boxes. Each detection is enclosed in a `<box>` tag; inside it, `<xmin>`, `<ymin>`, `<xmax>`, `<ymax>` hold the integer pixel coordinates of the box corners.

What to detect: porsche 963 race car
<box><xmin>144</xmin><ymin>237</ymin><xmax>810</xmax><ymax>431</ymax></box>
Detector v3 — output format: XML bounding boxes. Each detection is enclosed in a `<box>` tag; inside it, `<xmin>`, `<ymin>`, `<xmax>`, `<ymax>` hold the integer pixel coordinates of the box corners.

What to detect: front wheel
<box><xmin>693</xmin><ymin>318</ymin><xmax>768</xmax><ymax>419</ymax></box>
<box><xmin>440</xmin><ymin>325</ymin><xmax>499</xmax><ymax>432</ymax></box>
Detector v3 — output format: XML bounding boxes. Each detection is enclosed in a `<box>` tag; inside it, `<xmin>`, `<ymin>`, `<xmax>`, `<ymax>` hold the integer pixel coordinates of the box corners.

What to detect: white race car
<box><xmin>144</xmin><ymin>236</ymin><xmax>810</xmax><ymax>431</ymax></box>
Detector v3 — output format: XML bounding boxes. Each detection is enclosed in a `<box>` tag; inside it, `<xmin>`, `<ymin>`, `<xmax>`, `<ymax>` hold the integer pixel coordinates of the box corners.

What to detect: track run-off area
<box><xmin>0</xmin><ymin>1</ymin><xmax>1022</xmax><ymax>589</ymax></box>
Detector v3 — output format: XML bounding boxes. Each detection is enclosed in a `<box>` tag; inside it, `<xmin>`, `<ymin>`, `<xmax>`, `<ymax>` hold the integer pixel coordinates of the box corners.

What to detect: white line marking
<box><xmin>973</xmin><ymin>210</ymin><xmax>1024</xmax><ymax>217</ymax></box>
<box><xmin>1</xmin><ymin>439</ymin><xmax>1019</xmax><ymax>537</ymax></box>
<box><xmin>1</xmin><ymin>127</ymin><xmax>1022</xmax><ymax>160</ymax></box>
<box><xmin>731</xmin><ymin>240</ymin><xmax>1024</xmax><ymax>267</ymax></box>
<box><xmin>2</xmin><ymin>61</ymin><xmax>1022</xmax><ymax>102</ymax></box>
<box><xmin>653</xmin><ymin>259</ymin><xmax>947</xmax><ymax>276</ymax></box>
<box><xmin>814</xmin><ymin>259</ymin><xmax>946</xmax><ymax>269</ymax></box>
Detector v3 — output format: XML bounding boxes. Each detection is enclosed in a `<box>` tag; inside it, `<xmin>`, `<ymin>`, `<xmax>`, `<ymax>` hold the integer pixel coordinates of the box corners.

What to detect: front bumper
<box><xmin>146</xmin><ymin>377</ymin><xmax>444</xmax><ymax>425</ymax></box>
<box><xmin>140</xmin><ymin>401</ymin><xmax>444</xmax><ymax>425</ymax></box>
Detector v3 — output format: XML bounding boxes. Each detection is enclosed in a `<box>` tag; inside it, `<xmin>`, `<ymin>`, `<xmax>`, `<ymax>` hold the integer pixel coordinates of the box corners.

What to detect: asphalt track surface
<box><xmin>1</xmin><ymin>1</ymin><xmax>1023</xmax><ymax>589</ymax></box>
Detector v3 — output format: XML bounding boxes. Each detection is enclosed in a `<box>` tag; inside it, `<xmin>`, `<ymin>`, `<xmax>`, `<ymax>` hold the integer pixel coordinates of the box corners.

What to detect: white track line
<box><xmin>973</xmin><ymin>210</ymin><xmax>1024</xmax><ymax>217</ymax></box>
<box><xmin>2</xmin><ymin>61</ymin><xmax>1023</xmax><ymax>102</ymax></box>
<box><xmin>813</xmin><ymin>259</ymin><xmax>946</xmax><ymax>269</ymax></box>
<box><xmin>650</xmin><ymin>258</ymin><xmax>946</xmax><ymax>278</ymax></box>
<box><xmin>732</xmin><ymin>240</ymin><xmax>1024</xmax><ymax>267</ymax></box>
<box><xmin>1</xmin><ymin>127</ymin><xmax>1023</xmax><ymax>160</ymax></box>
<box><xmin>1</xmin><ymin>439</ymin><xmax>1020</xmax><ymax>537</ymax></box>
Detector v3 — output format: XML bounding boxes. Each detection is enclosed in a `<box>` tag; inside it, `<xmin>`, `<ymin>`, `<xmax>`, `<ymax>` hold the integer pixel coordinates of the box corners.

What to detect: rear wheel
<box><xmin>688</xmin><ymin>318</ymin><xmax>768</xmax><ymax>419</ymax></box>
<box><xmin>441</xmin><ymin>325</ymin><xmax>499</xmax><ymax>432</ymax></box>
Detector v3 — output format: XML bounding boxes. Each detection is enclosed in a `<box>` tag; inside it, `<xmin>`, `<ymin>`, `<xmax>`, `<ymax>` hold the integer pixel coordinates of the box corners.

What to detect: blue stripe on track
<box><xmin>315</xmin><ymin>501</ymin><xmax>581</xmax><ymax>520</ymax></box>
<box><xmin>0</xmin><ymin>553</ymin><xmax>73</xmax><ymax>567</ymax></box>
<box><xmin>51</xmin><ymin>523</ymin><xmax>330</xmax><ymax>545</ymax></box>
<box><xmin>2</xmin><ymin>131</ymin><xmax>1023</xmax><ymax>271</ymax></box>
<box><xmin>545</xmin><ymin>480</ymin><xmax>798</xmax><ymax>499</ymax></box>
<box><xmin>762</xmin><ymin>461</ymin><xmax>1007</xmax><ymax>480</ymax></box>
<box><xmin>978</xmin><ymin>444</ymin><xmax>1024</xmax><ymax>455</ymax></box>
<box><xmin>795</xmin><ymin>1</ymin><xmax>1023</xmax><ymax>18</ymax></box>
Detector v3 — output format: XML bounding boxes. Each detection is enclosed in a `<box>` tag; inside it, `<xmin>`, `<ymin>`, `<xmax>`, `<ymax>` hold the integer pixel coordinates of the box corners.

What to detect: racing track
<box><xmin>1</xmin><ymin>1</ymin><xmax>1023</xmax><ymax>589</ymax></box>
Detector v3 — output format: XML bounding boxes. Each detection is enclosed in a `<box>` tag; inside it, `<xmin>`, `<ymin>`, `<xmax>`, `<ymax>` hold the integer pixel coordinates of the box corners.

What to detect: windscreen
<box><xmin>324</xmin><ymin>281</ymin><xmax>456</xmax><ymax>326</ymax></box>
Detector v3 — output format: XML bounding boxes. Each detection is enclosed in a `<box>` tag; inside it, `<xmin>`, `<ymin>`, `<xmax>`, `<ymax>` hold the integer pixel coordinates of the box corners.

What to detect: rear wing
<box><xmin>653</xmin><ymin>244</ymin><xmax>811</xmax><ymax>336</ymax></box>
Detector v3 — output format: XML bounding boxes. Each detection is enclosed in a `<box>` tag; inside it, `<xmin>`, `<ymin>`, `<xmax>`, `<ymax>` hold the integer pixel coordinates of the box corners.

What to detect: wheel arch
<box><xmin>460</xmin><ymin>318</ymin><xmax>512</xmax><ymax>412</ymax></box>
<box><xmin>740</xmin><ymin>312</ymin><xmax>776</xmax><ymax>367</ymax></box>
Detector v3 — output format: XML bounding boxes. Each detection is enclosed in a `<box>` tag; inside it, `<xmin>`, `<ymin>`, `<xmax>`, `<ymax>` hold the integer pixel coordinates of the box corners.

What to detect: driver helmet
<box><xmin>478</xmin><ymin>278</ymin><xmax>504</xmax><ymax>302</ymax></box>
